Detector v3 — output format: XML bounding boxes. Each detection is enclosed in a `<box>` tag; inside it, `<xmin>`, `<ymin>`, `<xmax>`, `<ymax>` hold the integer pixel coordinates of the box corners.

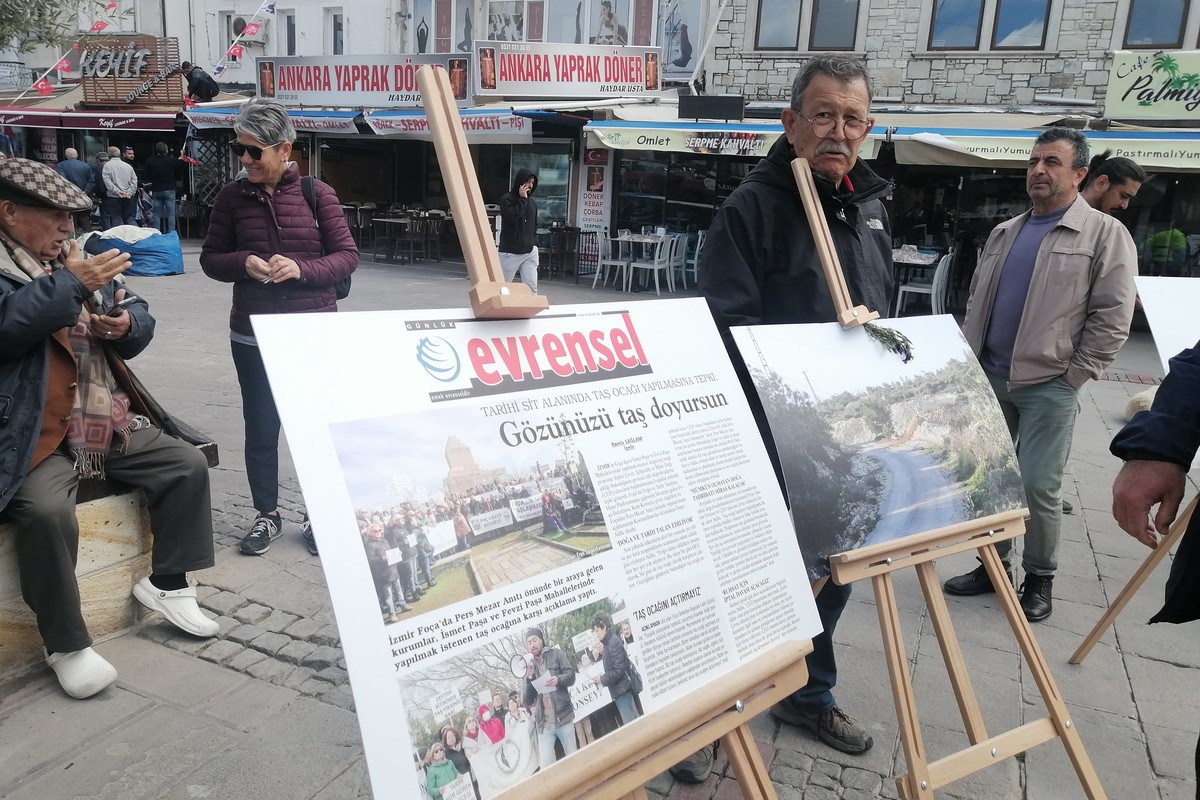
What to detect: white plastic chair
<box><xmin>896</xmin><ymin>252</ymin><xmax>953</xmax><ymax>315</ymax></box>
<box><xmin>627</xmin><ymin>236</ymin><xmax>672</xmax><ymax>294</ymax></box>
<box><xmin>594</xmin><ymin>236</ymin><xmax>632</xmax><ymax>289</ymax></box>
<box><xmin>667</xmin><ymin>233</ymin><xmax>688</xmax><ymax>290</ymax></box>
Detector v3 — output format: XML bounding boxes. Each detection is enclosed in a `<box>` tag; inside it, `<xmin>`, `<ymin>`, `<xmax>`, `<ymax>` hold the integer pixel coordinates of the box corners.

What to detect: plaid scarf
<box><xmin>0</xmin><ymin>230</ymin><xmax>133</xmax><ymax>477</ymax></box>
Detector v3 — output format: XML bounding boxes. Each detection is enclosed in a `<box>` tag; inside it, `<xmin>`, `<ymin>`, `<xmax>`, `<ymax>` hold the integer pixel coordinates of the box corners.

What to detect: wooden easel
<box><xmin>417</xmin><ymin>65</ymin><xmax>548</xmax><ymax>319</ymax></box>
<box><xmin>1070</xmin><ymin>493</ymin><xmax>1198</xmax><ymax>664</ymax></box>
<box><xmin>792</xmin><ymin>158</ymin><xmax>878</xmax><ymax>329</ymax></box>
<box><xmin>418</xmin><ymin>64</ymin><xmax>812</xmax><ymax>800</ymax></box>
<box><xmin>794</xmin><ymin>169</ymin><xmax>1104</xmax><ymax>796</ymax></box>
<box><xmin>830</xmin><ymin>512</ymin><xmax>1107</xmax><ymax>799</ymax></box>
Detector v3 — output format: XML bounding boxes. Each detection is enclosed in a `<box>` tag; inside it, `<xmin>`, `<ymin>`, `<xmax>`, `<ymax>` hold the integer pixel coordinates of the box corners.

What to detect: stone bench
<box><xmin>0</xmin><ymin>433</ymin><xmax>217</xmax><ymax>682</ymax></box>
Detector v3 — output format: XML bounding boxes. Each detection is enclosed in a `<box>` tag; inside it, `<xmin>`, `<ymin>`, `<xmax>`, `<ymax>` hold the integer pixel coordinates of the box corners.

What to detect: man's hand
<box><xmin>266</xmin><ymin>254</ymin><xmax>301</xmax><ymax>283</ymax></box>
<box><xmin>88</xmin><ymin>287</ymin><xmax>133</xmax><ymax>341</ymax></box>
<box><xmin>64</xmin><ymin>241</ymin><xmax>130</xmax><ymax>291</ymax></box>
<box><xmin>544</xmin><ymin>675</ymin><xmax>559</xmax><ymax>688</ymax></box>
<box><xmin>1112</xmin><ymin>459</ymin><xmax>1188</xmax><ymax>548</ymax></box>
<box><xmin>245</xmin><ymin>254</ymin><xmax>271</xmax><ymax>282</ymax></box>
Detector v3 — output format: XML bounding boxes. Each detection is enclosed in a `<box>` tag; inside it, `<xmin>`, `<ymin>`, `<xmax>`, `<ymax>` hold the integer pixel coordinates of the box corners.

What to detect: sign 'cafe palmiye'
<box><xmin>77</xmin><ymin>35</ymin><xmax>184</xmax><ymax>107</ymax></box>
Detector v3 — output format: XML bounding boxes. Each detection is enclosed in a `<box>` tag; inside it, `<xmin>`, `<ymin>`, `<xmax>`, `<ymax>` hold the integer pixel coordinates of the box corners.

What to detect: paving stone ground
<box><xmin>0</xmin><ymin>244</ymin><xmax>1193</xmax><ymax>799</ymax></box>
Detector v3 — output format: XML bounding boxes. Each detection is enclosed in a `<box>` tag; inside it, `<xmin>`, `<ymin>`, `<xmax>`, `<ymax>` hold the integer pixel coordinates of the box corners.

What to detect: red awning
<box><xmin>0</xmin><ymin>107</ymin><xmax>64</xmax><ymax>127</ymax></box>
<box><xmin>59</xmin><ymin>110</ymin><xmax>178</xmax><ymax>131</ymax></box>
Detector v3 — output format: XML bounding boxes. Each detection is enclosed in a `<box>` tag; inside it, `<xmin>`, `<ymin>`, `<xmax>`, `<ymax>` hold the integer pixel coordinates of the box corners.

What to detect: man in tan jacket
<box><xmin>944</xmin><ymin>127</ymin><xmax>1137</xmax><ymax>622</ymax></box>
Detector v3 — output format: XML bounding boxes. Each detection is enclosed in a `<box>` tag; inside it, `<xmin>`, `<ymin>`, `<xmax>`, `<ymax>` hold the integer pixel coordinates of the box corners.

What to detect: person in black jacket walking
<box><xmin>498</xmin><ymin>168</ymin><xmax>539</xmax><ymax>293</ymax></box>
<box><xmin>590</xmin><ymin>611</ymin><xmax>639</xmax><ymax>725</ymax></box>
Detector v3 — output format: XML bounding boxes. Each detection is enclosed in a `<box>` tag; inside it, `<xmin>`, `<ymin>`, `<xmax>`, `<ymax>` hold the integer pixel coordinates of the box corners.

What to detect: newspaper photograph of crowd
<box><xmin>330</xmin><ymin>408</ymin><xmax>611</xmax><ymax>622</ymax></box>
<box><xmin>400</xmin><ymin>596</ymin><xmax>642</xmax><ymax>799</ymax></box>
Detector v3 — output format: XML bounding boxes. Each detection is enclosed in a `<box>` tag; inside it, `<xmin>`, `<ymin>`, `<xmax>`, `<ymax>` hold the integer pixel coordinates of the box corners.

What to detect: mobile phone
<box><xmin>105</xmin><ymin>295</ymin><xmax>139</xmax><ymax>316</ymax></box>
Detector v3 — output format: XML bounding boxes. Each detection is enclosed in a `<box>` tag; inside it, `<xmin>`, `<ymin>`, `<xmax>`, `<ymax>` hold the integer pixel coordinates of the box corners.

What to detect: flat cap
<box><xmin>0</xmin><ymin>158</ymin><xmax>92</xmax><ymax>212</ymax></box>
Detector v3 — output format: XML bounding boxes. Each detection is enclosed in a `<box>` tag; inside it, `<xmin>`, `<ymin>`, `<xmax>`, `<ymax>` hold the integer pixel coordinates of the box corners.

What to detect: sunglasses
<box><xmin>228</xmin><ymin>141</ymin><xmax>284</xmax><ymax>160</ymax></box>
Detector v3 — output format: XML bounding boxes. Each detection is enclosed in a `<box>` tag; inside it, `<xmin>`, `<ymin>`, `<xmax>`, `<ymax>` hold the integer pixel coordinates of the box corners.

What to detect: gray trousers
<box><xmin>1</xmin><ymin>427</ymin><xmax>215</xmax><ymax>653</ymax></box>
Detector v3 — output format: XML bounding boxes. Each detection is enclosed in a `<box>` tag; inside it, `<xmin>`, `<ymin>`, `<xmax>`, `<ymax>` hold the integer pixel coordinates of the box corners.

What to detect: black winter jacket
<box><xmin>499</xmin><ymin>168</ymin><xmax>539</xmax><ymax>254</ymax></box>
<box><xmin>698</xmin><ymin>135</ymin><xmax>894</xmax><ymax>328</ymax></box>
<box><xmin>200</xmin><ymin>164</ymin><xmax>358</xmax><ymax>336</ymax></box>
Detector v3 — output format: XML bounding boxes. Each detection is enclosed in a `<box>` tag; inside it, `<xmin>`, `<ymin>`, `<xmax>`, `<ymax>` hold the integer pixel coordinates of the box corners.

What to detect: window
<box><xmin>221</xmin><ymin>13</ymin><xmax>242</xmax><ymax>61</ymax></box>
<box><xmin>279</xmin><ymin>11</ymin><xmax>296</xmax><ymax>55</ymax></box>
<box><xmin>327</xmin><ymin>9</ymin><xmax>344</xmax><ymax>54</ymax></box>
<box><xmin>756</xmin><ymin>0</ymin><xmax>802</xmax><ymax>50</ymax></box>
<box><xmin>928</xmin><ymin>0</ymin><xmax>1052</xmax><ymax>50</ymax></box>
<box><xmin>929</xmin><ymin>0</ymin><xmax>984</xmax><ymax>49</ymax></box>
<box><xmin>992</xmin><ymin>0</ymin><xmax>1049</xmax><ymax>48</ymax></box>
<box><xmin>1125</xmin><ymin>0</ymin><xmax>1186</xmax><ymax>48</ymax></box>
<box><xmin>810</xmin><ymin>0</ymin><xmax>860</xmax><ymax>50</ymax></box>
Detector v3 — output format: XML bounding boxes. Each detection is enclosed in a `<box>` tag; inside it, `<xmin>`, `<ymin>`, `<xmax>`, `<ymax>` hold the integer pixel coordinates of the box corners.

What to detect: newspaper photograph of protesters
<box><xmin>731</xmin><ymin>315</ymin><xmax>1025</xmax><ymax>578</ymax></box>
<box><xmin>400</xmin><ymin>597</ymin><xmax>634</xmax><ymax>798</ymax></box>
<box><xmin>330</xmin><ymin>408</ymin><xmax>609</xmax><ymax>623</ymax></box>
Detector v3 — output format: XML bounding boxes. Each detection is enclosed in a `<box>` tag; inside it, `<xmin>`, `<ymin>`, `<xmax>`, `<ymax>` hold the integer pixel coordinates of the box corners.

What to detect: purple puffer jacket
<box><xmin>200</xmin><ymin>164</ymin><xmax>358</xmax><ymax>336</ymax></box>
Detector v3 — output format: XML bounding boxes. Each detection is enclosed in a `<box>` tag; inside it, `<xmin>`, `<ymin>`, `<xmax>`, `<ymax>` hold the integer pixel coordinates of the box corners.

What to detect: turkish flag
<box><xmin>32</xmin><ymin>77</ymin><xmax>53</xmax><ymax>96</ymax></box>
<box><xmin>227</xmin><ymin>44</ymin><xmax>244</xmax><ymax>58</ymax></box>
<box><xmin>243</xmin><ymin>23</ymin><xmax>261</xmax><ymax>36</ymax></box>
<box><xmin>53</xmin><ymin>56</ymin><xmax>71</xmax><ymax>71</ymax></box>
<box><xmin>89</xmin><ymin>20</ymin><xmax>109</xmax><ymax>32</ymax></box>
<box><xmin>106</xmin><ymin>0</ymin><xmax>117</xmax><ymax>7</ymax></box>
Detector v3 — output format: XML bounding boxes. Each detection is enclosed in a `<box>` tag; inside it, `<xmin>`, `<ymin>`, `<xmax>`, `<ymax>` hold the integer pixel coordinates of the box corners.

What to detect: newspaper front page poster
<box><xmin>253</xmin><ymin>298</ymin><xmax>819</xmax><ymax>798</ymax></box>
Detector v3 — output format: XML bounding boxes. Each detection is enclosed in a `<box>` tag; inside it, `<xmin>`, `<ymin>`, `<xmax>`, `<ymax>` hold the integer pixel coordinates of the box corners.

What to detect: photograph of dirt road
<box><xmin>732</xmin><ymin>316</ymin><xmax>1025</xmax><ymax>578</ymax></box>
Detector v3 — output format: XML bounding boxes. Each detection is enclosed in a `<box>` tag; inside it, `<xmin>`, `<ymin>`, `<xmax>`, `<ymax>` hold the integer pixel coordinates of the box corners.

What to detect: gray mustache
<box><xmin>815</xmin><ymin>142</ymin><xmax>853</xmax><ymax>157</ymax></box>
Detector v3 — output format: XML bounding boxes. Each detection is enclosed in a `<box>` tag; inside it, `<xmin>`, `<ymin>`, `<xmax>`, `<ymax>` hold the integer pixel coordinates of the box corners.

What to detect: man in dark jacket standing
<box><xmin>143</xmin><ymin>142</ymin><xmax>180</xmax><ymax>233</ymax></box>
<box><xmin>498</xmin><ymin>168</ymin><xmax>539</xmax><ymax>293</ymax></box>
<box><xmin>181</xmin><ymin>62</ymin><xmax>220</xmax><ymax>102</ymax></box>
<box><xmin>676</xmin><ymin>54</ymin><xmax>891</xmax><ymax>782</ymax></box>
<box><xmin>522</xmin><ymin>626</ymin><xmax>577</xmax><ymax>766</ymax></box>
<box><xmin>590</xmin><ymin>611</ymin><xmax>638</xmax><ymax>725</ymax></box>
<box><xmin>0</xmin><ymin>159</ymin><xmax>219</xmax><ymax>700</ymax></box>
<box><xmin>56</xmin><ymin>148</ymin><xmax>94</xmax><ymax>231</ymax></box>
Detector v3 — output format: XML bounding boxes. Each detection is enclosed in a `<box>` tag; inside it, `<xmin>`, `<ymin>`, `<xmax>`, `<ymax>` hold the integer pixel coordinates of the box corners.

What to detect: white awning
<box><xmin>583</xmin><ymin>119</ymin><xmax>882</xmax><ymax>160</ymax></box>
<box><xmin>363</xmin><ymin>108</ymin><xmax>532</xmax><ymax>143</ymax></box>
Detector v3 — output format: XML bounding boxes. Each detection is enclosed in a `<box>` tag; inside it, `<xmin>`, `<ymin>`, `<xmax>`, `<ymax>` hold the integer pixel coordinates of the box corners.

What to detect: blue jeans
<box><xmin>784</xmin><ymin>579</ymin><xmax>852</xmax><ymax>715</ymax></box>
<box><xmin>614</xmin><ymin>691</ymin><xmax>638</xmax><ymax>725</ymax></box>
<box><xmin>417</xmin><ymin>551</ymin><xmax>433</xmax><ymax>585</ymax></box>
<box><xmin>537</xmin><ymin>719</ymin><xmax>577</xmax><ymax>766</ymax></box>
<box><xmin>987</xmin><ymin>372</ymin><xmax>1080</xmax><ymax>576</ymax></box>
<box><xmin>231</xmin><ymin>341</ymin><xmax>282</xmax><ymax>514</ymax></box>
<box><xmin>152</xmin><ymin>190</ymin><xmax>176</xmax><ymax>232</ymax></box>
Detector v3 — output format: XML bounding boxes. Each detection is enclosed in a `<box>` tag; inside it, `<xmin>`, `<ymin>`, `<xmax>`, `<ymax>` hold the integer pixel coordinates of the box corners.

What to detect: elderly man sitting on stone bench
<box><xmin>0</xmin><ymin>159</ymin><xmax>218</xmax><ymax>699</ymax></box>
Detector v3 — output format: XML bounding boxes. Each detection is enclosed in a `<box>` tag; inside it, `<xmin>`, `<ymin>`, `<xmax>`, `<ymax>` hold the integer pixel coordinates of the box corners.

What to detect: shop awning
<box><xmin>891</xmin><ymin>126</ymin><xmax>1200</xmax><ymax>171</ymax></box>
<box><xmin>363</xmin><ymin>108</ymin><xmax>532</xmax><ymax>143</ymax></box>
<box><xmin>0</xmin><ymin>107</ymin><xmax>64</xmax><ymax>127</ymax></box>
<box><xmin>583</xmin><ymin>119</ymin><xmax>886</xmax><ymax>160</ymax></box>
<box><xmin>185</xmin><ymin>108</ymin><xmax>361</xmax><ymax>133</ymax></box>
<box><xmin>59</xmin><ymin>109</ymin><xmax>177</xmax><ymax>131</ymax></box>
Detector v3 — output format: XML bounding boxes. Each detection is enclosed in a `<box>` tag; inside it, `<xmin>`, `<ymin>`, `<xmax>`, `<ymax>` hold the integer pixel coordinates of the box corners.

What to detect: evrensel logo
<box><xmin>416</xmin><ymin>336</ymin><xmax>461</xmax><ymax>382</ymax></box>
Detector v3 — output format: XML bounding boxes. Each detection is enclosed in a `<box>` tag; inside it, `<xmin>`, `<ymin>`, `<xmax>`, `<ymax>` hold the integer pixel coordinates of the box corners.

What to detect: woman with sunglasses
<box><xmin>200</xmin><ymin>98</ymin><xmax>358</xmax><ymax>558</ymax></box>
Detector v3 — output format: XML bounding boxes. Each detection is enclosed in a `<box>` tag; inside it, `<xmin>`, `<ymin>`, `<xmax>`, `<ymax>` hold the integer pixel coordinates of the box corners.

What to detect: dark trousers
<box><xmin>1</xmin><ymin>427</ymin><xmax>214</xmax><ymax>653</ymax></box>
<box><xmin>784</xmin><ymin>579</ymin><xmax>852</xmax><ymax>714</ymax></box>
<box><xmin>117</xmin><ymin>196</ymin><xmax>137</xmax><ymax>226</ymax></box>
<box><xmin>231</xmin><ymin>340</ymin><xmax>282</xmax><ymax>514</ymax></box>
<box><xmin>99</xmin><ymin>197</ymin><xmax>121</xmax><ymax>229</ymax></box>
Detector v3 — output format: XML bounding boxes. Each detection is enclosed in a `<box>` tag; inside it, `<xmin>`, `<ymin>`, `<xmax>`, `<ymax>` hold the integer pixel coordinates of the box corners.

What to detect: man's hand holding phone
<box><xmin>89</xmin><ymin>288</ymin><xmax>136</xmax><ymax>341</ymax></box>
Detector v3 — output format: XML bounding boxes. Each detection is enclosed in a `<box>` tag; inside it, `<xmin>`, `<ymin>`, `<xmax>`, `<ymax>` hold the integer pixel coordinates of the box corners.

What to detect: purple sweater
<box><xmin>200</xmin><ymin>164</ymin><xmax>358</xmax><ymax>336</ymax></box>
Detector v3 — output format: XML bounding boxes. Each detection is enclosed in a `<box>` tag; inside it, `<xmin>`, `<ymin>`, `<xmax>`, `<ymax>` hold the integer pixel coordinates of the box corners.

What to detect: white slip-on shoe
<box><xmin>133</xmin><ymin>577</ymin><xmax>219</xmax><ymax>638</ymax></box>
<box><xmin>45</xmin><ymin>647</ymin><xmax>118</xmax><ymax>699</ymax></box>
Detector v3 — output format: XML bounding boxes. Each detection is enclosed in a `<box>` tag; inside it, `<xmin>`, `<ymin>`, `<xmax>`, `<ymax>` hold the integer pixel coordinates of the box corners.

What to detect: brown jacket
<box><xmin>962</xmin><ymin>194</ymin><xmax>1137</xmax><ymax>389</ymax></box>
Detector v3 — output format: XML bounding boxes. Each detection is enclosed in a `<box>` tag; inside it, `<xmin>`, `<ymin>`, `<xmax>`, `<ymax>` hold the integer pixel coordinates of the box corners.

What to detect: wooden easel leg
<box><xmin>978</xmin><ymin>546</ymin><xmax>1108</xmax><ymax>799</ymax></box>
<box><xmin>873</xmin><ymin>573</ymin><xmax>935</xmax><ymax>800</ymax></box>
<box><xmin>915</xmin><ymin>561</ymin><xmax>989</xmax><ymax>744</ymax></box>
<box><xmin>616</xmin><ymin>789</ymin><xmax>649</xmax><ymax>800</ymax></box>
<box><xmin>720</xmin><ymin>723</ymin><xmax>777</xmax><ymax>800</ymax></box>
<box><xmin>1070</xmin><ymin>494</ymin><xmax>1198</xmax><ymax>664</ymax></box>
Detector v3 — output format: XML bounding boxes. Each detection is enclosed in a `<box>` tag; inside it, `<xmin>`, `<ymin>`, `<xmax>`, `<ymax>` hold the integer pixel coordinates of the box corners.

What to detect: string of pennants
<box><xmin>17</xmin><ymin>0</ymin><xmax>122</xmax><ymax>101</ymax></box>
<box><xmin>16</xmin><ymin>0</ymin><xmax>276</xmax><ymax>107</ymax></box>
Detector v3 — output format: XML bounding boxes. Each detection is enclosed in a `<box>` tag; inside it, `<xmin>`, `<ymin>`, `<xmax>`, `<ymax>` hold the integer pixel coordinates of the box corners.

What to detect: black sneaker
<box><xmin>301</xmin><ymin>515</ymin><xmax>318</xmax><ymax>556</ymax></box>
<box><xmin>239</xmin><ymin>514</ymin><xmax>281</xmax><ymax>556</ymax></box>
<box><xmin>669</xmin><ymin>742</ymin><xmax>715</xmax><ymax>783</ymax></box>
<box><xmin>1062</xmin><ymin>500</ymin><xmax>1074</xmax><ymax>514</ymax></box>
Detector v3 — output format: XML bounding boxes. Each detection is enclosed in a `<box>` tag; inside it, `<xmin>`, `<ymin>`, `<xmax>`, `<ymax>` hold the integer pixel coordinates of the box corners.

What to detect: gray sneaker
<box><xmin>772</xmin><ymin>703</ymin><xmax>873</xmax><ymax>754</ymax></box>
<box><xmin>239</xmin><ymin>514</ymin><xmax>281</xmax><ymax>556</ymax></box>
<box><xmin>668</xmin><ymin>742</ymin><xmax>715</xmax><ymax>783</ymax></box>
<box><xmin>300</xmin><ymin>515</ymin><xmax>318</xmax><ymax>556</ymax></box>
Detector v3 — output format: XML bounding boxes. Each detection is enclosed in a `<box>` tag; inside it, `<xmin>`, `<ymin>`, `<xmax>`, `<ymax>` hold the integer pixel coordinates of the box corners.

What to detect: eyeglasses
<box><xmin>799</xmin><ymin>112</ymin><xmax>872</xmax><ymax>140</ymax></box>
<box><xmin>229</xmin><ymin>141</ymin><xmax>284</xmax><ymax>160</ymax></box>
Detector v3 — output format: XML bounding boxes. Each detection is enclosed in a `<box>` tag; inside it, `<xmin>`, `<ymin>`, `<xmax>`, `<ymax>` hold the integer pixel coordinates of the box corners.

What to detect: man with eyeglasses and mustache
<box><xmin>675</xmin><ymin>55</ymin><xmax>891</xmax><ymax>782</ymax></box>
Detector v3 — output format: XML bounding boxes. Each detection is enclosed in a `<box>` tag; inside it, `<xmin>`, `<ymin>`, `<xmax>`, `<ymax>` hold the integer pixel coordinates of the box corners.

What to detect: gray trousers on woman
<box><xmin>1</xmin><ymin>427</ymin><xmax>215</xmax><ymax>653</ymax></box>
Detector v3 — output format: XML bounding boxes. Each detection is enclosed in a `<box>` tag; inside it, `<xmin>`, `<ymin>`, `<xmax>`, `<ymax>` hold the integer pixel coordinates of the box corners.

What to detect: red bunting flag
<box><xmin>32</xmin><ymin>77</ymin><xmax>53</xmax><ymax>96</ymax></box>
<box><xmin>53</xmin><ymin>56</ymin><xmax>71</xmax><ymax>71</ymax></box>
<box><xmin>180</xmin><ymin>155</ymin><xmax>200</xmax><ymax>165</ymax></box>
<box><xmin>89</xmin><ymin>20</ymin><xmax>109</xmax><ymax>32</ymax></box>
<box><xmin>106</xmin><ymin>0</ymin><xmax>117</xmax><ymax>7</ymax></box>
<box><xmin>242</xmin><ymin>22</ymin><xmax>261</xmax><ymax>36</ymax></box>
<box><xmin>227</xmin><ymin>44</ymin><xmax>244</xmax><ymax>58</ymax></box>
<box><xmin>184</xmin><ymin>97</ymin><xmax>197</xmax><ymax>108</ymax></box>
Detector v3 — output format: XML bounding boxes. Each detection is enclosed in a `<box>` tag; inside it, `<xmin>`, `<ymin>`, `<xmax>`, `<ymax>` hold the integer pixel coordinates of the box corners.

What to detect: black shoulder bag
<box><xmin>300</xmin><ymin>175</ymin><xmax>352</xmax><ymax>300</ymax></box>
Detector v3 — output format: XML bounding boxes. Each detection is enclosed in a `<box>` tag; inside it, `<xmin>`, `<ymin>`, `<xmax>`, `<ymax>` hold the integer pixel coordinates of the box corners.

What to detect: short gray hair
<box><xmin>234</xmin><ymin>98</ymin><xmax>296</xmax><ymax>145</ymax></box>
<box><xmin>1033</xmin><ymin>127</ymin><xmax>1089</xmax><ymax>170</ymax></box>
<box><xmin>790</xmin><ymin>55</ymin><xmax>873</xmax><ymax>110</ymax></box>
